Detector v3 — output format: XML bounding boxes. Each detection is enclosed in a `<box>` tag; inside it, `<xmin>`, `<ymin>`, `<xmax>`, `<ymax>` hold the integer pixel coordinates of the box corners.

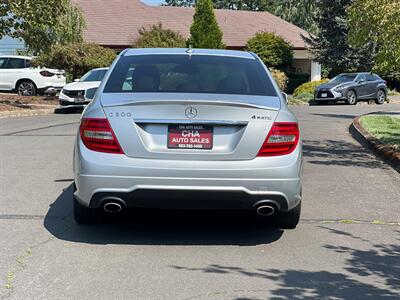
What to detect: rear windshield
<box><xmin>103</xmin><ymin>54</ymin><xmax>277</xmax><ymax>96</ymax></box>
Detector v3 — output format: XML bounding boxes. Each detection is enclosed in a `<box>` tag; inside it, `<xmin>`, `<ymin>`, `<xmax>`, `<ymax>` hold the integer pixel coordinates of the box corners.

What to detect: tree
<box><xmin>348</xmin><ymin>0</ymin><xmax>400</xmax><ymax>79</ymax></box>
<box><xmin>303</xmin><ymin>0</ymin><xmax>374</xmax><ymax>76</ymax></box>
<box><xmin>0</xmin><ymin>1</ymin><xmax>15</xmax><ymax>39</ymax></box>
<box><xmin>133</xmin><ymin>23</ymin><xmax>186</xmax><ymax>48</ymax></box>
<box><xmin>246</xmin><ymin>32</ymin><xmax>293</xmax><ymax>70</ymax></box>
<box><xmin>189</xmin><ymin>0</ymin><xmax>225</xmax><ymax>48</ymax></box>
<box><xmin>263</xmin><ymin>0</ymin><xmax>318</xmax><ymax>34</ymax></box>
<box><xmin>32</xmin><ymin>43</ymin><xmax>116</xmax><ymax>80</ymax></box>
<box><xmin>1</xmin><ymin>0</ymin><xmax>85</xmax><ymax>54</ymax></box>
<box><xmin>165</xmin><ymin>0</ymin><xmax>195</xmax><ymax>6</ymax></box>
<box><xmin>166</xmin><ymin>0</ymin><xmax>318</xmax><ymax>33</ymax></box>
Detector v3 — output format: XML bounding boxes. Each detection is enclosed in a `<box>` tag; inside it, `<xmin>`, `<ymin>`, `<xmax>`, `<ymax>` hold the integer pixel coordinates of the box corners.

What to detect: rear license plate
<box><xmin>168</xmin><ymin>125</ymin><xmax>213</xmax><ymax>149</ymax></box>
<box><xmin>321</xmin><ymin>93</ymin><xmax>328</xmax><ymax>98</ymax></box>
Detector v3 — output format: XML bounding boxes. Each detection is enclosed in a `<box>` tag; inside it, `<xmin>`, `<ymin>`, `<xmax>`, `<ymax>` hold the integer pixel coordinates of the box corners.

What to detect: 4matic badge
<box><xmin>251</xmin><ymin>114</ymin><xmax>272</xmax><ymax>121</ymax></box>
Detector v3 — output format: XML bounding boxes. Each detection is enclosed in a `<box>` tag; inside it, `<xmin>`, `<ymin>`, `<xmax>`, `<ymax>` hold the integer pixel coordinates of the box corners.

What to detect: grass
<box><xmin>360</xmin><ymin>115</ymin><xmax>400</xmax><ymax>149</ymax></box>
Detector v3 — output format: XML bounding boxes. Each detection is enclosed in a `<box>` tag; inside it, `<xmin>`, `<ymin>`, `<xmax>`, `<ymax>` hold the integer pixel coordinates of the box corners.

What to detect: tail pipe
<box><xmin>102</xmin><ymin>198</ymin><xmax>126</xmax><ymax>213</ymax></box>
<box><xmin>254</xmin><ymin>201</ymin><xmax>279</xmax><ymax>217</ymax></box>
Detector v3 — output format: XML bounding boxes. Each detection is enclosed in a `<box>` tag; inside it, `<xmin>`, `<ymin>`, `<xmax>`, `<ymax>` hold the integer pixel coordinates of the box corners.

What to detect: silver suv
<box><xmin>73</xmin><ymin>48</ymin><xmax>303</xmax><ymax>229</ymax></box>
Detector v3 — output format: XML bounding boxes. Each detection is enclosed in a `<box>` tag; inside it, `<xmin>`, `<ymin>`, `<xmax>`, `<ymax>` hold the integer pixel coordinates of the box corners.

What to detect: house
<box><xmin>73</xmin><ymin>0</ymin><xmax>321</xmax><ymax>81</ymax></box>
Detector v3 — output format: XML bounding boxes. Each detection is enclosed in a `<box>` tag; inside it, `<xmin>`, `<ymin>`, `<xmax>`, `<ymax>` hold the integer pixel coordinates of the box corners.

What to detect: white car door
<box><xmin>2</xmin><ymin>58</ymin><xmax>28</xmax><ymax>90</ymax></box>
<box><xmin>0</xmin><ymin>57</ymin><xmax>9</xmax><ymax>90</ymax></box>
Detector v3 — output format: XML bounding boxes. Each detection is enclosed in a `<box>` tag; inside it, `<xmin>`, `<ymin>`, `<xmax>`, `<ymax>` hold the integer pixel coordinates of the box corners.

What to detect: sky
<box><xmin>144</xmin><ymin>0</ymin><xmax>165</xmax><ymax>5</ymax></box>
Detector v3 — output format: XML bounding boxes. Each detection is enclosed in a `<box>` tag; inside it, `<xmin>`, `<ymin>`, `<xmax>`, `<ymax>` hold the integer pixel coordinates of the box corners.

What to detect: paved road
<box><xmin>1</xmin><ymin>104</ymin><xmax>400</xmax><ymax>299</ymax></box>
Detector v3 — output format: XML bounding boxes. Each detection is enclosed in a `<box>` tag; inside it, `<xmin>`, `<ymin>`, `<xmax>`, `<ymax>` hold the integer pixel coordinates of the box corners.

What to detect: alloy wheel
<box><xmin>377</xmin><ymin>90</ymin><xmax>386</xmax><ymax>104</ymax></box>
<box><xmin>18</xmin><ymin>82</ymin><xmax>35</xmax><ymax>96</ymax></box>
<box><xmin>347</xmin><ymin>91</ymin><xmax>357</xmax><ymax>105</ymax></box>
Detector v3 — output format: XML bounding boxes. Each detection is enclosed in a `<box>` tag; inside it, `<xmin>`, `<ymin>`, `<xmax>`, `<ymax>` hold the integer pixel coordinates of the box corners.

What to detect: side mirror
<box><xmin>282</xmin><ymin>92</ymin><xmax>288</xmax><ymax>104</ymax></box>
<box><xmin>74</xmin><ymin>78</ymin><xmax>80</xmax><ymax>82</ymax></box>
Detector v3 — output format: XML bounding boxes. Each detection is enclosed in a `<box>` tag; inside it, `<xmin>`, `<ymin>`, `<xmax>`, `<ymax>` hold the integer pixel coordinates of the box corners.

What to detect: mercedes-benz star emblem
<box><xmin>185</xmin><ymin>106</ymin><xmax>198</xmax><ymax>119</ymax></box>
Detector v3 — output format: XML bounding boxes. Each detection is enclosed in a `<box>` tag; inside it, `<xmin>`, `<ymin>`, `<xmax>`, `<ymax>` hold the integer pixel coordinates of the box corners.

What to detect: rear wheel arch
<box><xmin>15</xmin><ymin>78</ymin><xmax>37</xmax><ymax>90</ymax></box>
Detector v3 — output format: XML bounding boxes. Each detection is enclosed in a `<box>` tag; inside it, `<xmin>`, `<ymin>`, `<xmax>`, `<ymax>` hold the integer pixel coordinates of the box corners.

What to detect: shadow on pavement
<box><xmin>44</xmin><ymin>184</ymin><xmax>283</xmax><ymax>246</ymax></box>
<box><xmin>169</xmin><ymin>228</ymin><xmax>400</xmax><ymax>299</ymax></box>
<box><xmin>54</xmin><ymin>107</ymin><xmax>84</xmax><ymax>114</ymax></box>
<box><xmin>303</xmin><ymin>139</ymin><xmax>388</xmax><ymax>169</ymax></box>
<box><xmin>311</xmin><ymin>113</ymin><xmax>358</xmax><ymax>119</ymax></box>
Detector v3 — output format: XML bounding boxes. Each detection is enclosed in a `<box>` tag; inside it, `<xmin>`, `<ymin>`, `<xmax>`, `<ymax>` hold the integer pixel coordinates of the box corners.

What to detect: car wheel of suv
<box><xmin>270</xmin><ymin>201</ymin><xmax>301</xmax><ymax>229</ymax></box>
<box><xmin>346</xmin><ymin>90</ymin><xmax>357</xmax><ymax>105</ymax></box>
<box><xmin>375</xmin><ymin>89</ymin><xmax>386</xmax><ymax>105</ymax></box>
<box><xmin>74</xmin><ymin>196</ymin><xmax>102</xmax><ymax>224</ymax></box>
<box><xmin>17</xmin><ymin>80</ymin><xmax>36</xmax><ymax>96</ymax></box>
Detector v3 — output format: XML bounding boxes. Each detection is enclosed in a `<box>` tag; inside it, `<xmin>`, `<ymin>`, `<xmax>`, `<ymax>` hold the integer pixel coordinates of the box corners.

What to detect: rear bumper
<box><xmin>74</xmin><ymin>140</ymin><xmax>303</xmax><ymax>211</ymax></box>
<box><xmin>37</xmin><ymin>86</ymin><xmax>64</xmax><ymax>95</ymax></box>
<box><xmin>87</xmin><ymin>189</ymin><xmax>291</xmax><ymax>211</ymax></box>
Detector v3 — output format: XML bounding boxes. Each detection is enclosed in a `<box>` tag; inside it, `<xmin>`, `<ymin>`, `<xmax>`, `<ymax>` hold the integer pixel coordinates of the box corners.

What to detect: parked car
<box><xmin>0</xmin><ymin>55</ymin><xmax>66</xmax><ymax>96</ymax></box>
<box><xmin>59</xmin><ymin>67</ymin><xmax>108</xmax><ymax>109</ymax></box>
<box><xmin>314</xmin><ymin>73</ymin><xmax>387</xmax><ymax>105</ymax></box>
<box><xmin>73</xmin><ymin>48</ymin><xmax>303</xmax><ymax>229</ymax></box>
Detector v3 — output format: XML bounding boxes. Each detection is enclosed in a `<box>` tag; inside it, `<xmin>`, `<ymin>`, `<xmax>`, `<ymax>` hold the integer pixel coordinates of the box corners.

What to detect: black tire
<box><xmin>375</xmin><ymin>89</ymin><xmax>386</xmax><ymax>105</ymax></box>
<box><xmin>73</xmin><ymin>196</ymin><xmax>102</xmax><ymax>224</ymax></box>
<box><xmin>17</xmin><ymin>80</ymin><xmax>36</xmax><ymax>96</ymax></box>
<box><xmin>270</xmin><ymin>201</ymin><xmax>301</xmax><ymax>229</ymax></box>
<box><xmin>346</xmin><ymin>90</ymin><xmax>357</xmax><ymax>105</ymax></box>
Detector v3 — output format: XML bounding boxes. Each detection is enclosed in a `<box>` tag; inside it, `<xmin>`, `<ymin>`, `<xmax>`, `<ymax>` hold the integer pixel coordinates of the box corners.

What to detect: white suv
<box><xmin>0</xmin><ymin>55</ymin><xmax>66</xmax><ymax>96</ymax></box>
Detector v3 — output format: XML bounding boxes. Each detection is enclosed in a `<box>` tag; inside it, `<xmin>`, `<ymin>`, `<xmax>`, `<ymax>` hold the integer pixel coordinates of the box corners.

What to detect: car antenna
<box><xmin>186</xmin><ymin>45</ymin><xmax>193</xmax><ymax>57</ymax></box>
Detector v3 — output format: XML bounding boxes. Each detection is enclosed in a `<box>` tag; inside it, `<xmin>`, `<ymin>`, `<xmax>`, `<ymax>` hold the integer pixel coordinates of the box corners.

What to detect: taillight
<box><xmin>40</xmin><ymin>70</ymin><xmax>55</xmax><ymax>77</ymax></box>
<box><xmin>257</xmin><ymin>122</ymin><xmax>299</xmax><ymax>156</ymax></box>
<box><xmin>79</xmin><ymin>118</ymin><xmax>123</xmax><ymax>154</ymax></box>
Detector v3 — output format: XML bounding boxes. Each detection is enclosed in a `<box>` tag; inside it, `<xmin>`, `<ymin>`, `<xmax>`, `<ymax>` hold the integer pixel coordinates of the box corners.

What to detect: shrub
<box><xmin>293</xmin><ymin>79</ymin><xmax>329</xmax><ymax>97</ymax></box>
<box><xmin>269</xmin><ymin>68</ymin><xmax>288</xmax><ymax>91</ymax></box>
<box><xmin>295</xmin><ymin>92</ymin><xmax>314</xmax><ymax>101</ymax></box>
<box><xmin>286</xmin><ymin>73</ymin><xmax>310</xmax><ymax>94</ymax></box>
<box><xmin>246</xmin><ymin>32</ymin><xmax>293</xmax><ymax>69</ymax></box>
<box><xmin>189</xmin><ymin>0</ymin><xmax>225</xmax><ymax>49</ymax></box>
<box><xmin>32</xmin><ymin>42</ymin><xmax>117</xmax><ymax>80</ymax></box>
<box><xmin>388</xmin><ymin>89</ymin><xmax>400</xmax><ymax>96</ymax></box>
<box><xmin>133</xmin><ymin>23</ymin><xmax>186</xmax><ymax>48</ymax></box>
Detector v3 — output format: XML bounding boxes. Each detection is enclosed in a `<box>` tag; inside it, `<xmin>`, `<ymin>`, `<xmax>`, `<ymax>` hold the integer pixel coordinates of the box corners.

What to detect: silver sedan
<box><xmin>73</xmin><ymin>48</ymin><xmax>303</xmax><ymax>229</ymax></box>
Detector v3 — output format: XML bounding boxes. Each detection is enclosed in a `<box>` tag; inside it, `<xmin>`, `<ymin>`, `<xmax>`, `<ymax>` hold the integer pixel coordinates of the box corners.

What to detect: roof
<box><xmin>73</xmin><ymin>0</ymin><xmax>309</xmax><ymax>49</ymax></box>
<box><xmin>91</xmin><ymin>67</ymin><xmax>109</xmax><ymax>71</ymax></box>
<box><xmin>124</xmin><ymin>48</ymin><xmax>255</xmax><ymax>59</ymax></box>
<box><xmin>0</xmin><ymin>55</ymin><xmax>32</xmax><ymax>60</ymax></box>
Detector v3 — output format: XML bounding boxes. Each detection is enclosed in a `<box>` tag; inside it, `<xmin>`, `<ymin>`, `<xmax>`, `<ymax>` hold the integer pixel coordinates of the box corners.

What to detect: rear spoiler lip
<box><xmin>100</xmin><ymin>94</ymin><xmax>281</xmax><ymax>111</ymax></box>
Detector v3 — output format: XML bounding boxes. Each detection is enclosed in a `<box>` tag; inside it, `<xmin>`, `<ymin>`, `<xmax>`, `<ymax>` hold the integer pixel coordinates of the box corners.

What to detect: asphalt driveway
<box><xmin>1</xmin><ymin>104</ymin><xmax>400</xmax><ymax>299</ymax></box>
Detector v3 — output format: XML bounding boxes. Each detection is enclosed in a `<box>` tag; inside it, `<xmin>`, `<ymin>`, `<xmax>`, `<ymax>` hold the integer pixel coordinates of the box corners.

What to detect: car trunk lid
<box><xmin>101</xmin><ymin>93</ymin><xmax>280</xmax><ymax>161</ymax></box>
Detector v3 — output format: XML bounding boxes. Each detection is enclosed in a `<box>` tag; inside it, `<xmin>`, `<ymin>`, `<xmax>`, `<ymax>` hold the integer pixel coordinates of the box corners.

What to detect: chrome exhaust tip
<box><xmin>256</xmin><ymin>205</ymin><xmax>275</xmax><ymax>217</ymax></box>
<box><xmin>103</xmin><ymin>202</ymin><xmax>123</xmax><ymax>213</ymax></box>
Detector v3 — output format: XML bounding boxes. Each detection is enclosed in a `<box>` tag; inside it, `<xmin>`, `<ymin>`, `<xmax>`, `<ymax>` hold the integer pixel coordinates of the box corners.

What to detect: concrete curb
<box><xmin>350</xmin><ymin>114</ymin><xmax>400</xmax><ymax>172</ymax></box>
<box><xmin>0</xmin><ymin>107</ymin><xmax>57</xmax><ymax>119</ymax></box>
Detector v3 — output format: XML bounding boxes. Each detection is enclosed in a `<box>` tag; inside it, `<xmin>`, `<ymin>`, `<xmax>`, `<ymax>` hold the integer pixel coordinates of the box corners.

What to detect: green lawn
<box><xmin>360</xmin><ymin>115</ymin><xmax>400</xmax><ymax>149</ymax></box>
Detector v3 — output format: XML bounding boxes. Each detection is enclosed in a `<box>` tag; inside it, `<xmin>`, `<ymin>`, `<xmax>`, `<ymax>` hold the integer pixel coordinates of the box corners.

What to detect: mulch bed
<box><xmin>0</xmin><ymin>93</ymin><xmax>59</xmax><ymax>118</ymax></box>
<box><xmin>0</xmin><ymin>103</ymin><xmax>24</xmax><ymax>112</ymax></box>
<box><xmin>0</xmin><ymin>93</ymin><xmax>59</xmax><ymax>105</ymax></box>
